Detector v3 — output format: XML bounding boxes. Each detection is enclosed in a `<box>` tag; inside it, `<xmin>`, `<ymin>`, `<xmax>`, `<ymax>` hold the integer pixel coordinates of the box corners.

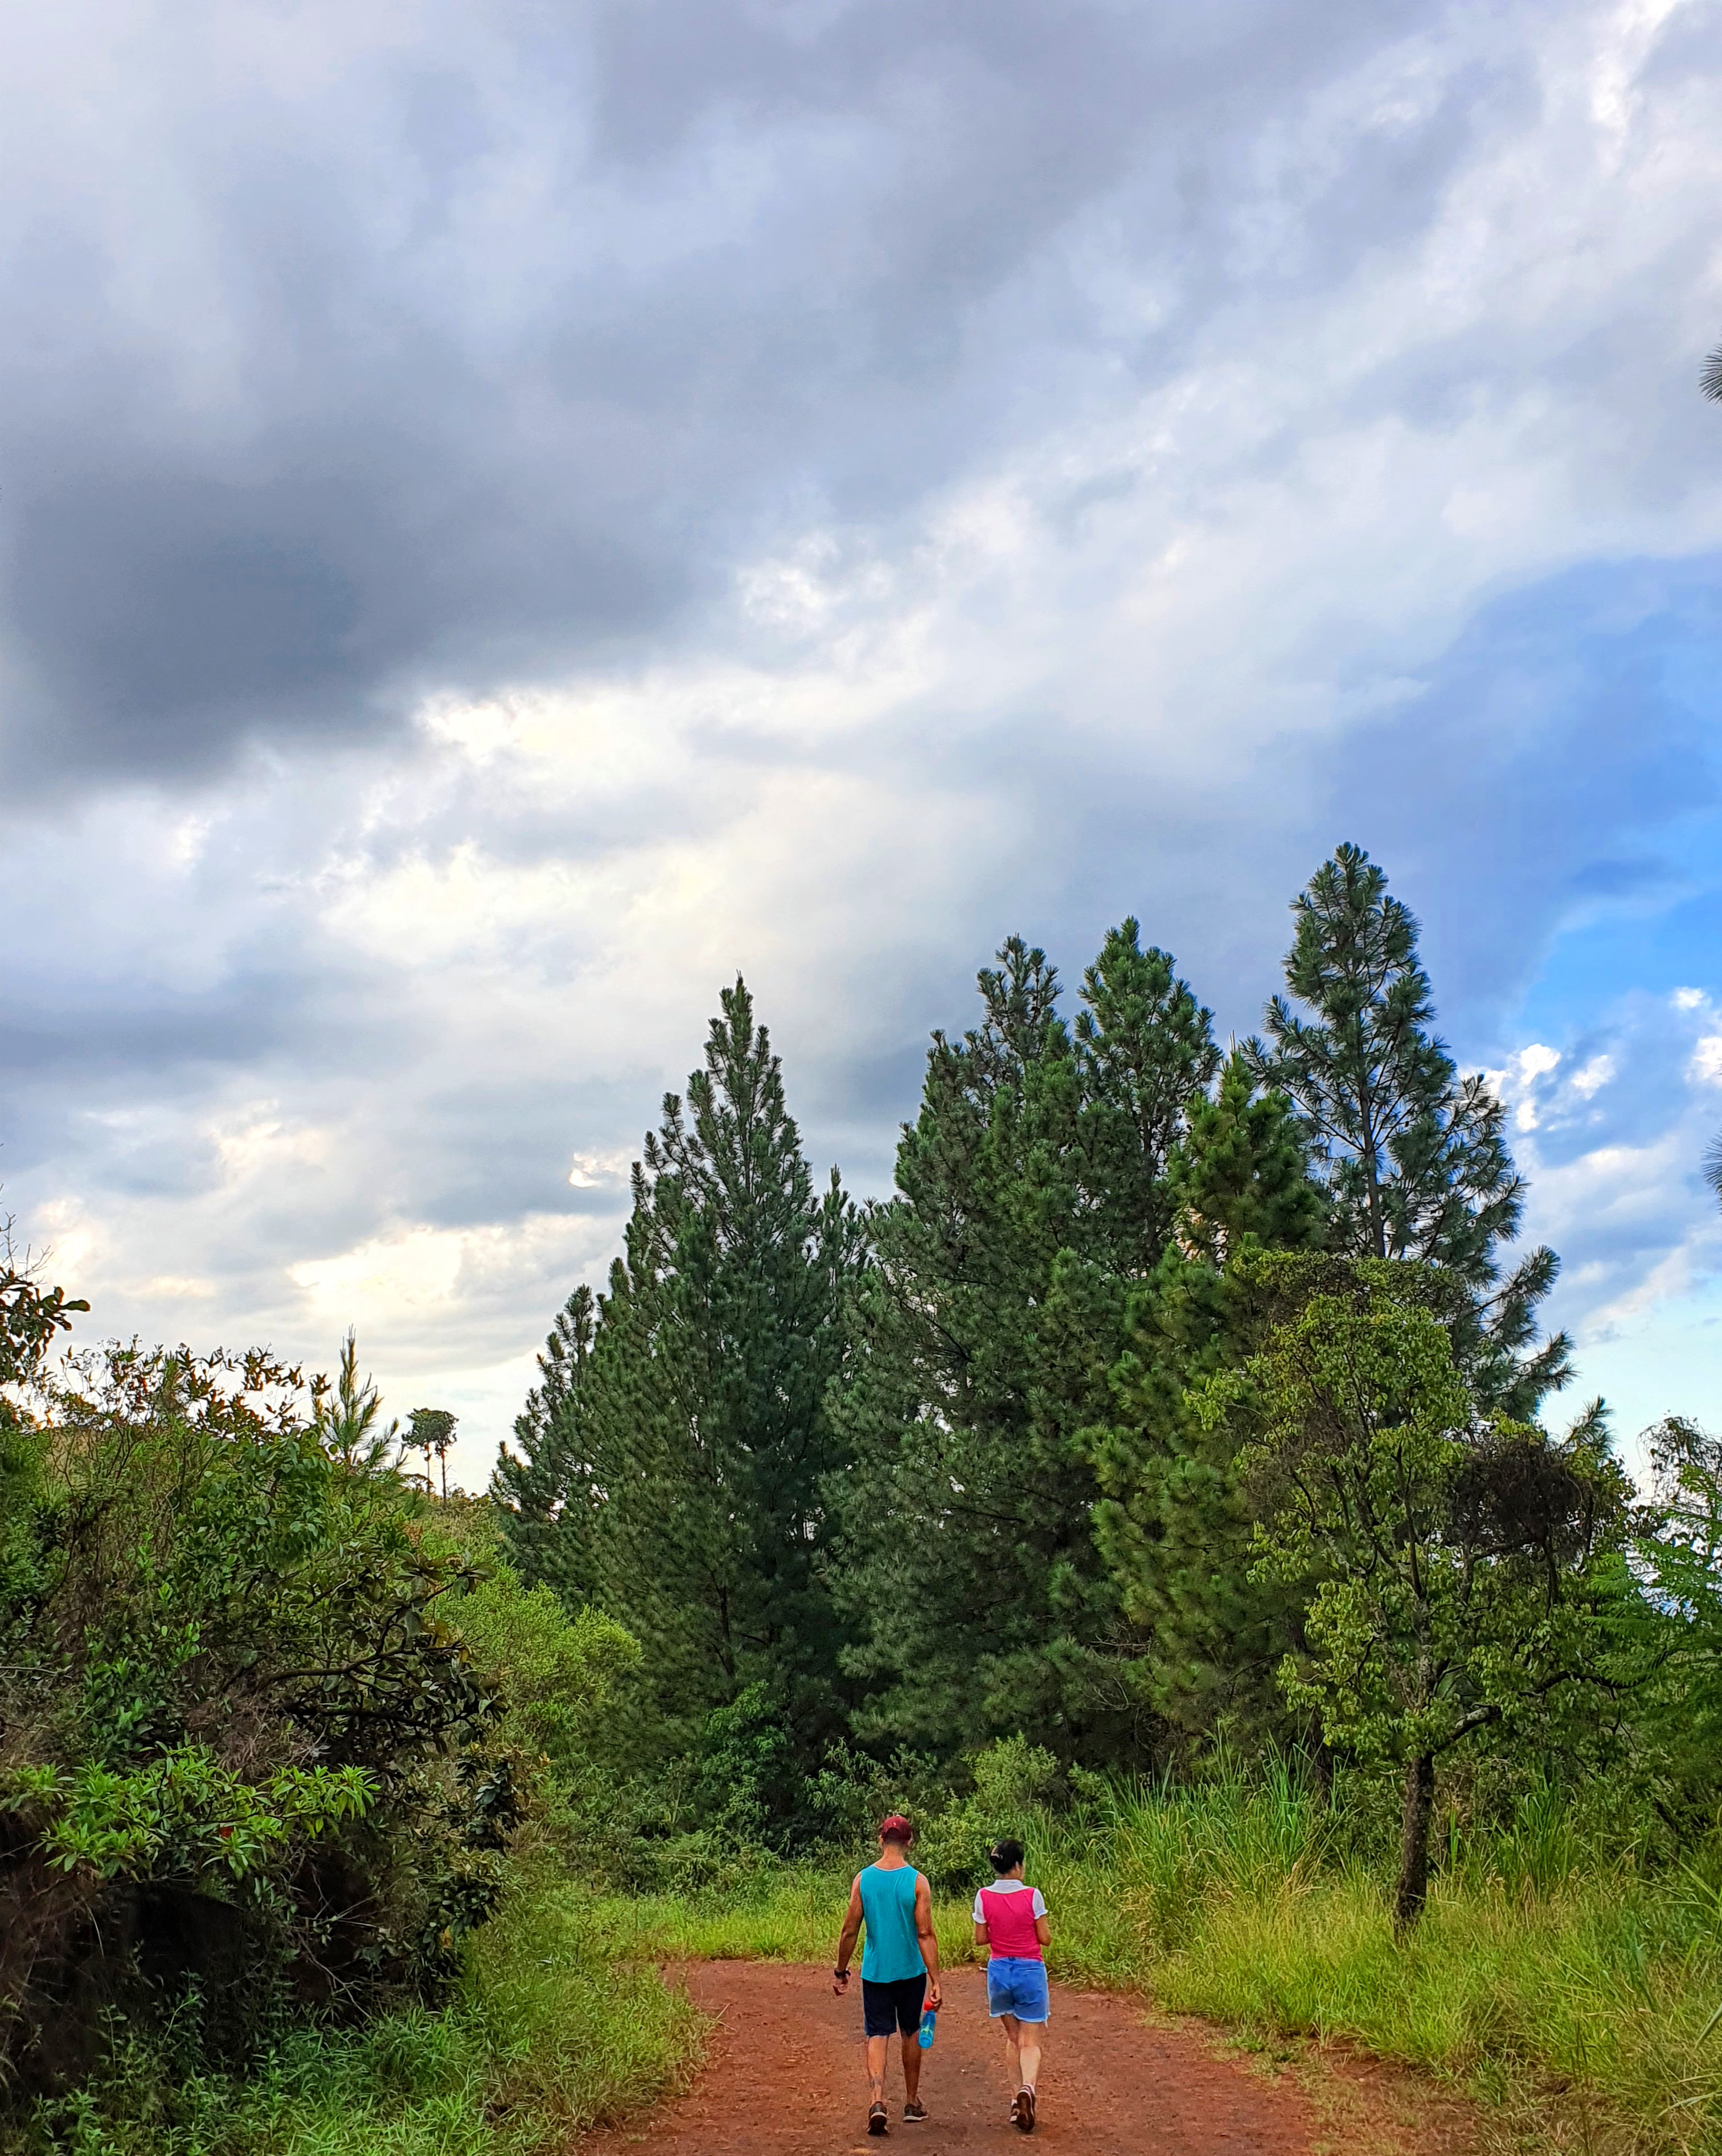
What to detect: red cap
<box><xmin>879</xmin><ymin>1813</ymin><xmax>915</xmax><ymax>1845</ymax></box>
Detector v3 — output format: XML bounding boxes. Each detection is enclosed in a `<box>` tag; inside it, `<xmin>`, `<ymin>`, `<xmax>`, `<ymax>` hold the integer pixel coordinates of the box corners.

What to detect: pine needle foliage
<box><xmin>830</xmin><ymin>925</ymin><xmax>1219</xmax><ymax>1763</ymax></box>
<box><xmin>1247</xmin><ymin>842</ymin><xmax>1569</xmax><ymax>1415</ymax></box>
<box><xmin>492</xmin><ymin>1286</ymin><xmax>598</xmax><ymax>1613</ymax></box>
<box><xmin>495</xmin><ymin>979</ymin><xmax>866</xmax><ymax>1763</ymax></box>
<box><xmin>1086</xmin><ymin>1053</ymin><xmax>1327</xmax><ymax>1750</ymax></box>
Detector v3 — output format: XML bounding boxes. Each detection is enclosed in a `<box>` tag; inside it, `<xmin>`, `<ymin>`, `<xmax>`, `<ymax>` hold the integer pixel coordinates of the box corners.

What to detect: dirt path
<box><xmin>580</xmin><ymin>1963</ymin><xmax>1473</xmax><ymax>2155</ymax></box>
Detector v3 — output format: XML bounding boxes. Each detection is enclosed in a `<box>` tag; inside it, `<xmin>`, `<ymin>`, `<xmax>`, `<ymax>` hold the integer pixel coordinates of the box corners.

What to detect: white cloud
<box><xmin>7</xmin><ymin>0</ymin><xmax>1722</xmax><ymax>1483</ymax></box>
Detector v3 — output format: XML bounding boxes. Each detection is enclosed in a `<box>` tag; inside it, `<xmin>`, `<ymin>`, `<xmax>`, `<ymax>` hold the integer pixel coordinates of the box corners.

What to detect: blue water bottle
<box><xmin>917</xmin><ymin>2007</ymin><xmax>937</xmax><ymax>2050</ymax></box>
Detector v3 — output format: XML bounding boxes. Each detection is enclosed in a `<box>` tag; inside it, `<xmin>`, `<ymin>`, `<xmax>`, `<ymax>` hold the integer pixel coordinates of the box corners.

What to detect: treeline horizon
<box><xmin>493</xmin><ymin>839</ymin><xmax>1713</xmax><ymax>1927</ymax></box>
<box><xmin>7</xmin><ymin>838</ymin><xmax>1722</xmax><ymax>2151</ymax></box>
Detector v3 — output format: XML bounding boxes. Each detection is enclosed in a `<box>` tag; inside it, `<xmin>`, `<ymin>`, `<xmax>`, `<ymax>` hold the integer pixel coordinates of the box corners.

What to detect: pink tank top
<box><xmin>977</xmin><ymin>1883</ymin><xmax>1044</xmax><ymax>1961</ymax></box>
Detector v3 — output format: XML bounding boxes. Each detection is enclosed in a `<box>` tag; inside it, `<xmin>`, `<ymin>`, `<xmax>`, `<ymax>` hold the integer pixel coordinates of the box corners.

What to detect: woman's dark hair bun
<box><xmin>988</xmin><ymin>1837</ymin><xmax>1026</xmax><ymax>1874</ymax></box>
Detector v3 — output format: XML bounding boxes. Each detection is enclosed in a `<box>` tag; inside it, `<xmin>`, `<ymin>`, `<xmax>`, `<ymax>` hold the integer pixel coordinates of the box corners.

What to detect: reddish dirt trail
<box><xmin>579</xmin><ymin>1963</ymin><xmax>1468</xmax><ymax>2155</ymax></box>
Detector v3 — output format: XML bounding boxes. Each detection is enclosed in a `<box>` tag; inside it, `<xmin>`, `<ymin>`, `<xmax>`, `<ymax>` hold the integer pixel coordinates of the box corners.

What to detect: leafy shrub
<box><xmin>915</xmin><ymin>1737</ymin><xmax>1063</xmax><ymax>1892</ymax></box>
<box><xmin>0</xmin><ymin>1339</ymin><xmax>514</xmax><ymax>2097</ymax></box>
<box><xmin>13</xmin><ymin>1858</ymin><xmax>701</xmax><ymax>2156</ymax></box>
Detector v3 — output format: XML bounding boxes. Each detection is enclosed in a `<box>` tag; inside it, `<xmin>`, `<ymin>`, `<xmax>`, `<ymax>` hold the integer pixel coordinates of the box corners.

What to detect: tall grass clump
<box><xmin>1047</xmin><ymin>1770</ymin><xmax>1722</xmax><ymax>2154</ymax></box>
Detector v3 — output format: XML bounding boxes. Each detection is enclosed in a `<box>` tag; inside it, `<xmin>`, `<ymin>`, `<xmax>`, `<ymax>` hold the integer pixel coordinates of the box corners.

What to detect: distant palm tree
<box><xmin>1704</xmin><ymin>342</ymin><xmax>1722</xmax><ymax>403</ymax></box>
<box><xmin>1707</xmin><ymin>1130</ymin><xmax>1722</xmax><ymax>1210</ymax></box>
<box><xmin>405</xmin><ymin>1406</ymin><xmax>459</xmax><ymax>1499</ymax></box>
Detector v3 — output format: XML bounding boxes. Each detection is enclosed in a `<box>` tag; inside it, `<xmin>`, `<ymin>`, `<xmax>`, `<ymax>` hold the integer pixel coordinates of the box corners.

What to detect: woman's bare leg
<box><xmin>998</xmin><ymin>2014</ymin><xmax>1022</xmax><ymax>2096</ymax></box>
<box><xmin>1016</xmin><ymin>2024</ymin><xmax>1043</xmax><ymax>2092</ymax></box>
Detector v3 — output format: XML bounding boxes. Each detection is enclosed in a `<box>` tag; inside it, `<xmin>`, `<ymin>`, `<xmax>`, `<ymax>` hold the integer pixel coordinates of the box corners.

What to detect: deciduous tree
<box><xmin>1217</xmin><ymin>1260</ymin><xmax>1628</xmax><ymax>1927</ymax></box>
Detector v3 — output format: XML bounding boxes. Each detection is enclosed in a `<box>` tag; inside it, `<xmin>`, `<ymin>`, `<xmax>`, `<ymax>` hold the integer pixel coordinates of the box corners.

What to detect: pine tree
<box><xmin>310</xmin><ymin>1328</ymin><xmax>399</xmax><ymax>1471</ymax></box>
<box><xmin>1247</xmin><ymin>843</ymin><xmax>1569</xmax><ymax>1413</ymax></box>
<box><xmin>1073</xmin><ymin>922</ymin><xmax>1223</xmax><ymax>1266</ymax></box>
<box><xmin>1087</xmin><ymin>1053</ymin><xmax>1327</xmax><ymax>1748</ymax></box>
<box><xmin>501</xmin><ymin>981</ymin><xmax>866</xmax><ymax>1757</ymax></box>
<box><xmin>493</xmin><ymin>1284</ymin><xmax>598</xmax><ymax>1609</ymax></box>
<box><xmin>830</xmin><ymin>926</ymin><xmax>1217</xmax><ymax>1764</ymax></box>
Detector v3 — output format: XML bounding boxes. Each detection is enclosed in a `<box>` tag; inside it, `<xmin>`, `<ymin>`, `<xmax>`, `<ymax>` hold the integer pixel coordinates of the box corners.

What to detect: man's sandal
<box><xmin>903</xmin><ymin>2100</ymin><xmax>928</xmax><ymax>2122</ymax></box>
<box><xmin>868</xmin><ymin>2101</ymin><xmax>889</xmax><ymax>2135</ymax></box>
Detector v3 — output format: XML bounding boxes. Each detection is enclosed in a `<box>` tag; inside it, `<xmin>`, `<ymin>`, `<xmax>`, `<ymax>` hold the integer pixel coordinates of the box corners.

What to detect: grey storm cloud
<box><xmin>3</xmin><ymin>0</ymin><xmax>1488</xmax><ymax>790</ymax></box>
<box><xmin>6</xmin><ymin>0</ymin><xmax>1722</xmax><ymax>1472</ymax></box>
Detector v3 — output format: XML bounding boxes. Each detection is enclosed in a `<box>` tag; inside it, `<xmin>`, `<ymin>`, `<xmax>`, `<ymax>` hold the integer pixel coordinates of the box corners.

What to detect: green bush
<box><xmin>14</xmin><ymin>1859</ymin><xmax>702</xmax><ymax>2156</ymax></box>
<box><xmin>914</xmin><ymin>1737</ymin><xmax>1063</xmax><ymax>1892</ymax></box>
<box><xmin>0</xmin><ymin>1343</ymin><xmax>512</xmax><ymax>2097</ymax></box>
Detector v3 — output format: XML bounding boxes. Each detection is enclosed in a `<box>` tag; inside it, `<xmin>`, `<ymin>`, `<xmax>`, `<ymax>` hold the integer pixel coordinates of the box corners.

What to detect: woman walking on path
<box><xmin>832</xmin><ymin>1814</ymin><xmax>944</xmax><ymax>2135</ymax></box>
<box><xmin>973</xmin><ymin>1837</ymin><xmax>1050</xmax><ymax>2133</ymax></box>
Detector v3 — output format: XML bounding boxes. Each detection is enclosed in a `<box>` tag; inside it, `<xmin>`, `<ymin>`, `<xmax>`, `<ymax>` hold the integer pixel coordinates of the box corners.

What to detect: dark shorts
<box><xmin>862</xmin><ymin>1973</ymin><xmax>926</xmax><ymax>2038</ymax></box>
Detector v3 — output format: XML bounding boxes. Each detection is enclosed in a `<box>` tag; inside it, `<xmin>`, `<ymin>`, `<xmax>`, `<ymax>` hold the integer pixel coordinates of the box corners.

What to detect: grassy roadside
<box><xmin>31</xmin><ymin>1777</ymin><xmax>1722</xmax><ymax>2154</ymax></box>
<box><xmin>25</xmin><ymin>1862</ymin><xmax>702</xmax><ymax>2156</ymax></box>
<box><xmin>591</xmin><ymin>1777</ymin><xmax>1722</xmax><ymax>2156</ymax></box>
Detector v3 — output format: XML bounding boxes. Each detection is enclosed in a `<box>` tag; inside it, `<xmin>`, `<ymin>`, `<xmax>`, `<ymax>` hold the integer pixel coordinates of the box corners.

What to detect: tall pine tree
<box><xmin>830</xmin><ymin>925</ymin><xmax>1217</xmax><ymax>1764</ymax></box>
<box><xmin>495</xmin><ymin>981</ymin><xmax>867</xmax><ymax>1757</ymax></box>
<box><xmin>1247</xmin><ymin>842</ymin><xmax>1569</xmax><ymax>1414</ymax></box>
<box><xmin>493</xmin><ymin>1284</ymin><xmax>598</xmax><ymax>1610</ymax></box>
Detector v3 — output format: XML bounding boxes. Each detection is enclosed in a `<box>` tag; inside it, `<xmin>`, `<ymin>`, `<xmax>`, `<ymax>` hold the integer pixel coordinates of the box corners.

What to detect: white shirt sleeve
<box><xmin>971</xmin><ymin>1889</ymin><xmax>986</xmax><ymax>1922</ymax></box>
<box><xmin>1032</xmin><ymin>1889</ymin><xmax>1047</xmax><ymax>1918</ymax></box>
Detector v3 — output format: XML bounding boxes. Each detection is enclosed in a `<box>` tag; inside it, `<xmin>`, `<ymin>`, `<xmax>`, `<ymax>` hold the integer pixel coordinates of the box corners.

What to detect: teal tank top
<box><xmin>858</xmin><ymin>1862</ymin><xmax>924</xmax><ymax>1983</ymax></box>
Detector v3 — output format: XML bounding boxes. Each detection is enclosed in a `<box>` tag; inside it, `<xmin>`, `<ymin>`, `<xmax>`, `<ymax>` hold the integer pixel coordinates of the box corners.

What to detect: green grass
<box><xmin>591</xmin><ymin>1776</ymin><xmax>1722</xmax><ymax>2156</ymax></box>
<box><xmin>29</xmin><ymin>1860</ymin><xmax>703</xmax><ymax>2156</ymax></box>
<box><xmin>587</xmin><ymin>1864</ymin><xmax>983</xmax><ymax>1969</ymax></box>
<box><xmin>34</xmin><ymin>1777</ymin><xmax>1722</xmax><ymax>2154</ymax></box>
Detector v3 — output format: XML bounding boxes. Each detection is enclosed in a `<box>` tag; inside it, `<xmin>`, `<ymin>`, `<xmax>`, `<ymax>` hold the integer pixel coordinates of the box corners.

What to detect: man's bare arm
<box><xmin>833</xmin><ymin>1876</ymin><xmax>864</xmax><ymax>1993</ymax></box>
<box><xmin>914</xmin><ymin>1872</ymin><xmax>942</xmax><ymax>2007</ymax></box>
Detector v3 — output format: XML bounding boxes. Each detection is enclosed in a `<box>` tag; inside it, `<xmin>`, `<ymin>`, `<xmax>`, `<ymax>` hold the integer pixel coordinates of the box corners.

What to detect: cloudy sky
<box><xmin>5</xmin><ymin>0</ymin><xmax>1721</xmax><ymax>1488</ymax></box>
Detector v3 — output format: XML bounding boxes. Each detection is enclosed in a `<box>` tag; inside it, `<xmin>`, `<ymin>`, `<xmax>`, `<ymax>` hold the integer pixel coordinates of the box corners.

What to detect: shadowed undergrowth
<box><xmin>14</xmin><ymin>1864</ymin><xmax>702</xmax><ymax>2156</ymax></box>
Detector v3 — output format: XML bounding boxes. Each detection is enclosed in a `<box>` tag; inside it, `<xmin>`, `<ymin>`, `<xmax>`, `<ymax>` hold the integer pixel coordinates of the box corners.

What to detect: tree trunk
<box><xmin>1393</xmin><ymin>1752</ymin><xmax>1436</xmax><ymax>1933</ymax></box>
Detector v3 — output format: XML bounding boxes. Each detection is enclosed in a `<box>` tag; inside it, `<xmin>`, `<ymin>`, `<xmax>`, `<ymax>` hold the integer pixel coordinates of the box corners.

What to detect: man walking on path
<box><xmin>833</xmin><ymin>1814</ymin><xmax>943</xmax><ymax>2135</ymax></box>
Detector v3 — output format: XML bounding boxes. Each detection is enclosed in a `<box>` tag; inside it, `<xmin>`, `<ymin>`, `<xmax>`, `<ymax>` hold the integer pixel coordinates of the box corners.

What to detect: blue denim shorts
<box><xmin>986</xmin><ymin>1956</ymin><xmax>1049</xmax><ymax>2023</ymax></box>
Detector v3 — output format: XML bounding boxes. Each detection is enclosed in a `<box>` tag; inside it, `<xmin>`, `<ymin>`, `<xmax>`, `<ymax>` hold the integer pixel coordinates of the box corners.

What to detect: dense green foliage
<box><xmin>495</xmin><ymin>981</ymin><xmax>866</xmax><ymax>1780</ymax></box>
<box><xmin>1220</xmin><ymin>1258</ymin><xmax>1633</xmax><ymax>1923</ymax></box>
<box><xmin>829</xmin><ymin>925</ymin><xmax>1219</xmax><ymax>1761</ymax></box>
<box><xmin>0</xmin><ymin>1336</ymin><xmax>513</xmax><ymax>2100</ymax></box>
<box><xmin>1085</xmin><ymin>1052</ymin><xmax>1327</xmax><ymax>1750</ymax></box>
<box><xmin>26</xmin><ymin>1863</ymin><xmax>699</xmax><ymax>2156</ymax></box>
<box><xmin>13</xmin><ymin>839</ymin><xmax>1722</xmax><ymax>2154</ymax></box>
